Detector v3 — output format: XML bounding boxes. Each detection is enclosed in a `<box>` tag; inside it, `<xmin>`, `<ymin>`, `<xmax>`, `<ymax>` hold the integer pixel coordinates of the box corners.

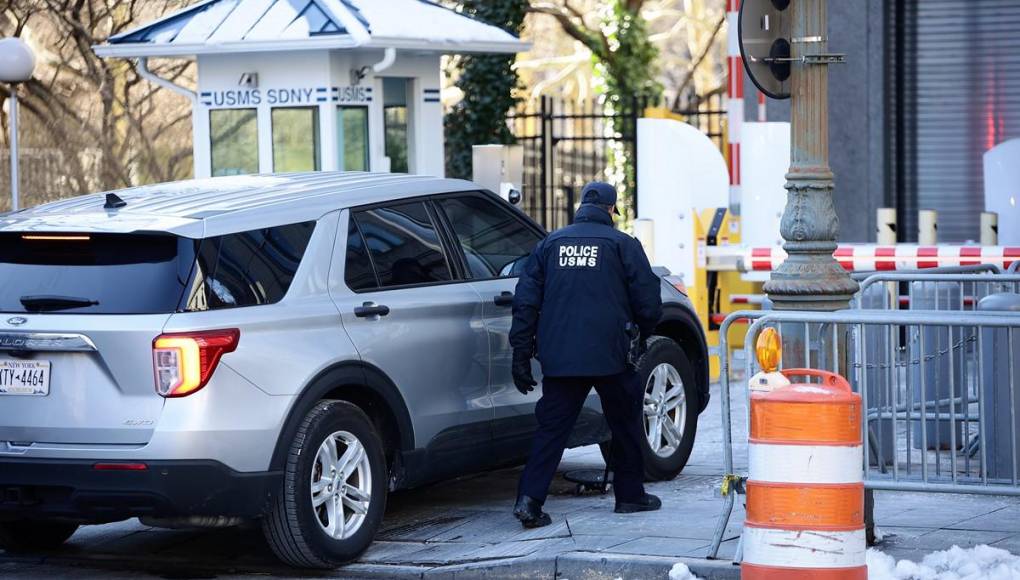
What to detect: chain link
<box><xmin>852</xmin><ymin>334</ymin><xmax>978</xmax><ymax>370</ymax></box>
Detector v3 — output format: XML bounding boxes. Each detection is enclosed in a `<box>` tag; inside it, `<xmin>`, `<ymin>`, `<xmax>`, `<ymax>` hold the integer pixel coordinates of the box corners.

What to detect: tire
<box><xmin>262</xmin><ymin>400</ymin><xmax>387</xmax><ymax>569</ymax></box>
<box><xmin>601</xmin><ymin>337</ymin><xmax>699</xmax><ymax>481</ymax></box>
<box><xmin>0</xmin><ymin>519</ymin><xmax>78</xmax><ymax>551</ymax></box>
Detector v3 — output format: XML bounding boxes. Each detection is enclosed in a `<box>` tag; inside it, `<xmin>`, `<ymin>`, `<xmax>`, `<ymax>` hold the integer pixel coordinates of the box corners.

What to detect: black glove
<box><xmin>512</xmin><ymin>351</ymin><xmax>537</xmax><ymax>395</ymax></box>
<box><xmin>625</xmin><ymin>323</ymin><xmax>648</xmax><ymax>368</ymax></box>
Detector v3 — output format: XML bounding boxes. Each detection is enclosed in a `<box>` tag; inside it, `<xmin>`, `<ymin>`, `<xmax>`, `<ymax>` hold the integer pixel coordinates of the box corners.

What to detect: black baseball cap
<box><xmin>580</xmin><ymin>181</ymin><xmax>620</xmax><ymax>214</ymax></box>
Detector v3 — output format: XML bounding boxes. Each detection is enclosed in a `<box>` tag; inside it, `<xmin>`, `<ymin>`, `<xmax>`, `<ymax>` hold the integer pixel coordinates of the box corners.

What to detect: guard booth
<box><xmin>94</xmin><ymin>0</ymin><xmax>526</xmax><ymax>179</ymax></box>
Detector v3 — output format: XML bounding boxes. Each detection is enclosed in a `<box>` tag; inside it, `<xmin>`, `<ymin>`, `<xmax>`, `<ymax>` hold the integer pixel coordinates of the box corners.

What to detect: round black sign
<box><xmin>739</xmin><ymin>0</ymin><xmax>792</xmax><ymax>99</ymax></box>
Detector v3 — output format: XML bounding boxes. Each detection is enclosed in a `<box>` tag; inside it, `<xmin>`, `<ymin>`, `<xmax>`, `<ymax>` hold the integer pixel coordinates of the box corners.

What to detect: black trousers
<box><xmin>517</xmin><ymin>371</ymin><xmax>646</xmax><ymax>504</ymax></box>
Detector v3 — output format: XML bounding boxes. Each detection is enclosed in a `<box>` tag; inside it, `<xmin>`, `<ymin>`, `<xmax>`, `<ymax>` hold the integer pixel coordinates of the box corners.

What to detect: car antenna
<box><xmin>104</xmin><ymin>193</ymin><xmax>127</xmax><ymax>209</ymax></box>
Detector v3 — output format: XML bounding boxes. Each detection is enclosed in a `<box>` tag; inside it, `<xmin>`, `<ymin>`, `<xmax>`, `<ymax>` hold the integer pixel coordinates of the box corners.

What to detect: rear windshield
<box><xmin>0</xmin><ymin>222</ymin><xmax>316</xmax><ymax>315</ymax></box>
<box><xmin>0</xmin><ymin>232</ymin><xmax>196</xmax><ymax>314</ymax></box>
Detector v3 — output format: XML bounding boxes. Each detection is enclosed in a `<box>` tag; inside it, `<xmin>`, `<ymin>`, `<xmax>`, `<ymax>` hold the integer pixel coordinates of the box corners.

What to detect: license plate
<box><xmin>0</xmin><ymin>360</ymin><xmax>51</xmax><ymax>396</ymax></box>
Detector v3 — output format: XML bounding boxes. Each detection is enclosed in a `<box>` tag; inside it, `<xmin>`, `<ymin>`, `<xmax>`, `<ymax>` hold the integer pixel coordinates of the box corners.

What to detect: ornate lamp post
<box><xmin>760</xmin><ymin>0</ymin><xmax>858</xmax><ymax>311</ymax></box>
<box><xmin>0</xmin><ymin>37</ymin><xmax>36</xmax><ymax>213</ymax></box>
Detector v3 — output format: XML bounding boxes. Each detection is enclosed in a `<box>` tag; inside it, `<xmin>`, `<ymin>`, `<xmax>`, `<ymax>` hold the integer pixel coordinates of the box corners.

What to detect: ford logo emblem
<box><xmin>6</xmin><ymin>317</ymin><xmax>27</xmax><ymax>326</ymax></box>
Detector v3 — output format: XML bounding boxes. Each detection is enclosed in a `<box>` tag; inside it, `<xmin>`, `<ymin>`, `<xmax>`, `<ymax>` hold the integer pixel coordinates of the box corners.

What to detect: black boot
<box><xmin>513</xmin><ymin>495</ymin><xmax>552</xmax><ymax>528</ymax></box>
<box><xmin>615</xmin><ymin>492</ymin><xmax>662</xmax><ymax>514</ymax></box>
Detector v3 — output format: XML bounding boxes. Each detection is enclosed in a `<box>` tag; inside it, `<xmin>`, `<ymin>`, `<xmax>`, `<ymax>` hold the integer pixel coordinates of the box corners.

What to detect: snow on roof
<box><xmin>93</xmin><ymin>0</ymin><xmax>527</xmax><ymax>58</ymax></box>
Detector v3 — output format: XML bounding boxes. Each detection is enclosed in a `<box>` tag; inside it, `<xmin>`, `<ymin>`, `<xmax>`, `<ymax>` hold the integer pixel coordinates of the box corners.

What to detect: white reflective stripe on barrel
<box><xmin>748</xmin><ymin>443</ymin><xmax>863</xmax><ymax>484</ymax></box>
<box><xmin>742</xmin><ymin>527</ymin><xmax>867</xmax><ymax>569</ymax></box>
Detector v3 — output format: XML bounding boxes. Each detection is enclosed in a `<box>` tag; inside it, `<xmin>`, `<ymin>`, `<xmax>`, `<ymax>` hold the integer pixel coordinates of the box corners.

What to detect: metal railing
<box><xmin>708</xmin><ymin>307</ymin><xmax>1020</xmax><ymax>559</ymax></box>
<box><xmin>854</xmin><ymin>272</ymin><xmax>1020</xmax><ymax>311</ymax></box>
<box><xmin>851</xmin><ymin>264</ymin><xmax>1006</xmax><ymax>281</ymax></box>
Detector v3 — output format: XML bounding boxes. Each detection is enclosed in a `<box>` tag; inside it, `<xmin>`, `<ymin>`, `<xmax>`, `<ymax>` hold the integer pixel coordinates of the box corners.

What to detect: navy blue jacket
<box><xmin>510</xmin><ymin>205</ymin><xmax>664</xmax><ymax>378</ymax></box>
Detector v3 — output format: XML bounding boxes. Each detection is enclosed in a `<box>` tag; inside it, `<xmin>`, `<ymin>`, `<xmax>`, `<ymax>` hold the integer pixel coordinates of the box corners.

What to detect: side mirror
<box><xmin>508</xmin><ymin>189</ymin><xmax>522</xmax><ymax>206</ymax></box>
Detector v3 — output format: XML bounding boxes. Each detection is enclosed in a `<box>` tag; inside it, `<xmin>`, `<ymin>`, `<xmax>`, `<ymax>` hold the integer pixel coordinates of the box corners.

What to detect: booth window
<box><xmin>338</xmin><ymin>106</ymin><xmax>369</xmax><ymax>172</ymax></box>
<box><xmin>383</xmin><ymin>78</ymin><xmax>410</xmax><ymax>173</ymax></box>
<box><xmin>210</xmin><ymin>109</ymin><xmax>259</xmax><ymax>176</ymax></box>
<box><xmin>272</xmin><ymin>107</ymin><xmax>320</xmax><ymax>172</ymax></box>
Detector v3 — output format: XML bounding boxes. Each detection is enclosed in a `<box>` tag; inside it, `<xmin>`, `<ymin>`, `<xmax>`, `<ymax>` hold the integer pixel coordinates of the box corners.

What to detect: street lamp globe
<box><xmin>0</xmin><ymin>37</ymin><xmax>35</xmax><ymax>83</ymax></box>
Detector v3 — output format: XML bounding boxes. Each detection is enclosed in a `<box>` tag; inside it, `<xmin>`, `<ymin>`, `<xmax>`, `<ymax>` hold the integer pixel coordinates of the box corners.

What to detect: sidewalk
<box><xmin>3</xmin><ymin>381</ymin><xmax>1020</xmax><ymax>579</ymax></box>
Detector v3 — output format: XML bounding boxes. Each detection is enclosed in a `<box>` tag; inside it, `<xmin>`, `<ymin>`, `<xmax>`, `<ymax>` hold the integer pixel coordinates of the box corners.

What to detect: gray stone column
<box><xmin>763</xmin><ymin>0</ymin><xmax>859</xmax><ymax>310</ymax></box>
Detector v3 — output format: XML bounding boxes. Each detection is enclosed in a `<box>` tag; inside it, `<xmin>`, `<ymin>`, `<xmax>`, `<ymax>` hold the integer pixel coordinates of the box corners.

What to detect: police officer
<box><xmin>510</xmin><ymin>181</ymin><xmax>664</xmax><ymax>528</ymax></box>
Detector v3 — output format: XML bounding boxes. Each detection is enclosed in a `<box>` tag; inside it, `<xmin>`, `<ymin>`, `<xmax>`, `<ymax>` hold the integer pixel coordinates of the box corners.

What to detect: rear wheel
<box><xmin>0</xmin><ymin>519</ymin><xmax>79</xmax><ymax>551</ymax></box>
<box><xmin>601</xmin><ymin>337</ymin><xmax>699</xmax><ymax>481</ymax></box>
<box><xmin>263</xmin><ymin>400</ymin><xmax>387</xmax><ymax>569</ymax></box>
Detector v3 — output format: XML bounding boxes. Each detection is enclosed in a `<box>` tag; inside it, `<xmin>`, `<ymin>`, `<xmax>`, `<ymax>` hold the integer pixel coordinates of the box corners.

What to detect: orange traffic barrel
<box><xmin>741</xmin><ymin>368</ymin><xmax>867</xmax><ymax>580</ymax></box>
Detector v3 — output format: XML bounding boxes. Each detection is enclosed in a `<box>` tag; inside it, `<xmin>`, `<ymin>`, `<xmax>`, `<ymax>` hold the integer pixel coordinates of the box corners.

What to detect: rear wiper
<box><xmin>19</xmin><ymin>295</ymin><xmax>99</xmax><ymax>312</ymax></box>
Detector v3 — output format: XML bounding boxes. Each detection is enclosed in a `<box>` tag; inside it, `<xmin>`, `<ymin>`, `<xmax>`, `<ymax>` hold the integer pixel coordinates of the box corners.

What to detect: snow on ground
<box><xmin>868</xmin><ymin>545</ymin><xmax>1020</xmax><ymax>579</ymax></box>
<box><xmin>668</xmin><ymin>563</ymin><xmax>702</xmax><ymax>580</ymax></box>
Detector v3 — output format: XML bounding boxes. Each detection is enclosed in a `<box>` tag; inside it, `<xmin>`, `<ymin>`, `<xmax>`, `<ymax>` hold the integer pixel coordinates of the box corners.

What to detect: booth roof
<box><xmin>93</xmin><ymin>0</ymin><xmax>528</xmax><ymax>58</ymax></box>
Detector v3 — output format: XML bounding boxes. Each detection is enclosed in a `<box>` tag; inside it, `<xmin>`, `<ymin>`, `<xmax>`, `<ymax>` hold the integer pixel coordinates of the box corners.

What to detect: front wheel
<box><xmin>262</xmin><ymin>400</ymin><xmax>387</xmax><ymax>569</ymax></box>
<box><xmin>0</xmin><ymin>519</ymin><xmax>79</xmax><ymax>551</ymax></box>
<box><xmin>601</xmin><ymin>337</ymin><xmax>699</xmax><ymax>481</ymax></box>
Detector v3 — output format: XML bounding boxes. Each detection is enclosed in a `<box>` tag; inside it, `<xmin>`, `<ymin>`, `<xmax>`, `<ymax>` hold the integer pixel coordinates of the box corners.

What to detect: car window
<box><xmin>185</xmin><ymin>221</ymin><xmax>316</xmax><ymax>311</ymax></box>
<box><xmin>0</xmin><ymin>232</ymin><xmax>196</xmax><ymax>315</ymax></box>
<box><xmin>352</xmin><ymin>201</ymin><xmax>452</xmax><ymax>288</ymax></box>
<box><xmin>436</xmin><ymin>194</ymin><xmax>543</xmax><ymax>279</ymax></box>
<box><xmin>344</xmin><ymin>218</ymin><xmax>378</xmax><ymax>291</ymax></box>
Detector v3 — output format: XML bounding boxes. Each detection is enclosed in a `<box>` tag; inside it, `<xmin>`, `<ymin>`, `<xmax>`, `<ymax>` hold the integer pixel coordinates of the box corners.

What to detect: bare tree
<box><xmin>517</xmin><ymin>0</ymin><xmax>725</xmax><ymax>107</ymax></box>
<box><xmin>0</xmin><ymin>0</ymin><xmax>194</xmax><ymax>210</ymax></box>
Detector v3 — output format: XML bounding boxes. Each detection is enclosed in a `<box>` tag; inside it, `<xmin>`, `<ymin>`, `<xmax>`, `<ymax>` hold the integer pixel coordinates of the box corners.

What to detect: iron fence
<box><xmin>507</xmin><ymin>95</ymin><xmax>725</xmax><ymax>231</ymax></box>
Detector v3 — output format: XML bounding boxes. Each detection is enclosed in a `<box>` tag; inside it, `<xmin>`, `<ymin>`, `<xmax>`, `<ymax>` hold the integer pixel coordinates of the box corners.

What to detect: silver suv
<box><xmin>0</xmin><ymin>173</ymin><xmax>707</xmax><ymax>568</ymax></box>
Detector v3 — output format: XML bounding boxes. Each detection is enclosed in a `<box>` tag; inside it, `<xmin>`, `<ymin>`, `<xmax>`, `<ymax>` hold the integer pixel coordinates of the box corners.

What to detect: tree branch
<box><xmin>675</xmin><ymin>13</ymin><xmax>726</xmax><ymax>97</ymax></box>
<box><xmin>528</xmin><ymin>2</ymin><xmax>606</xmax><ymax>58</ymax></box>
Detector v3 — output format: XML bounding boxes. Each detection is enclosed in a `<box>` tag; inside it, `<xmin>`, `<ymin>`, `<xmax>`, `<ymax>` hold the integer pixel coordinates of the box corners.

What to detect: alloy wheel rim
<box><xmin>643</xmin><ymin>363</ymin><xmax>687</xmax><ymax>458</ymax></box>
<box><xmin>310</xmin><ymin>430</ymin><xmax>372</xmax><ymax>540</ymax></box>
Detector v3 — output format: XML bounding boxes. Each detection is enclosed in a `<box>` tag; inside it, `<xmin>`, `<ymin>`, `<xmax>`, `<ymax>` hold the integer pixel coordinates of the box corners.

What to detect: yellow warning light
<box><xmin>756</xmin><ymin>327</ymin><xmax>782</xmax><ymax>373</ymax></box>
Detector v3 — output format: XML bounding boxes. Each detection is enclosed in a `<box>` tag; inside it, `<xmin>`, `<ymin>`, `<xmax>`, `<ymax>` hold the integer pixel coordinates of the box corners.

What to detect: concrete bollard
<box><xmin>632</xmin><ymin>218</ymin><xmax>656</xmax><ymax>263</ymax></box>
<box><xmin>918</xmin><ymin>209</ymin><xmax>938</xmax><ymax>245</ymax></box>
<box><xmin>742</xmin><ymin>369</ymin><xmax>867</xmax><ymax>580</ymax></box>
<box><xmin>876</xmin><ymin>207</ymin><xmax>897</xmax><ymax>244</ymax></box>
<box><xmin>981</xmin><ymin>212</ymin><xmax>998</xmax><ymax>246</ymax></box>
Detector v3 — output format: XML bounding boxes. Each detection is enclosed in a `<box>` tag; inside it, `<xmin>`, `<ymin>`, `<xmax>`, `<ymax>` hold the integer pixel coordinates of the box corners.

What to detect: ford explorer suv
<box><xmin>0</xmin><ymin>172</ymin><xmax>708</xmax><ymax>568</ymax></box>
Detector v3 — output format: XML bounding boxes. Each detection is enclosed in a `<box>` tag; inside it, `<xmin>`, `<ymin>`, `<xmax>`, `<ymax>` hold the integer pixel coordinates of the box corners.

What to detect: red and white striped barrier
<box><xmin>727</xmin><ymin>0</ymin><xmax>743</xmax><ymax>207</ymax></box>
<box><xmin>746</xmin><ymin>245</ymin><xmax>1020</xmax><ymax>272</ymax></box>
<box><xmin>743</xmin><ymin>369</ymin><xmax>866</xmax><ymax>580</ymax></box>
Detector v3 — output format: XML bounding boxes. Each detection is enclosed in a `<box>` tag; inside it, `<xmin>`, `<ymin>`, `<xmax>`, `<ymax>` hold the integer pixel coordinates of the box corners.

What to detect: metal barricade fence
<box><xmin>708</xmin><ymin>308</ymin><xmax>1020</xmax><ymax>559</ymax></box>
<box><xmin>854</xmin><ymin>272</ymin><xmax>1020</xmax><ymax>312</ymax></box>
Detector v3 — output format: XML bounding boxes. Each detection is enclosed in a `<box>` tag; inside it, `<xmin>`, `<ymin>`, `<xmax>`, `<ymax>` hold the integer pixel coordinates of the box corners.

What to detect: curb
<box><xmin>1</xmin><ymin>550</ymin><xmax>742</xmax><ymax>579</ymax></box>
<box><xmin>556</xmin><ymin>552</ymin><xmax>740</xmax><ymax>580</ymax></box>
<box><xmin>337</xmin><ymin>552</ymin><xmax>741</xmax><ymax>580</ymax></box>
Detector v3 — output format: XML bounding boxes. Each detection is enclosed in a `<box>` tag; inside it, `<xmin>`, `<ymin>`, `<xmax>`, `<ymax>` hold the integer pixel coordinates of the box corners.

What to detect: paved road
<box><xmin>0</xmin><ymin>381</ymin><xmax>744</xmax><ymax>579</ymax></box>
<box><xmin>4</xmin><ymin>381</ymin><xmax>1020</xmax><ymax>578</ymax></box>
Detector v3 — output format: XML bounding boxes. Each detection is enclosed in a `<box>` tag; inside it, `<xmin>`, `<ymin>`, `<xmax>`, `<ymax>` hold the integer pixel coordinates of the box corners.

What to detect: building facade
<box><xmin>749</xmin><ymin>0</ymin><xmax>1020</xmax><ymax>243</ymax></box>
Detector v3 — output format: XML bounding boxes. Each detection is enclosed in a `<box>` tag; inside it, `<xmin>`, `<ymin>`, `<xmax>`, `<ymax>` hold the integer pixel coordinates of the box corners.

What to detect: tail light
<box><xmin>152</xmin><ymin>329</ymin><xmax>239</xmax><ymax>397</ymax></box>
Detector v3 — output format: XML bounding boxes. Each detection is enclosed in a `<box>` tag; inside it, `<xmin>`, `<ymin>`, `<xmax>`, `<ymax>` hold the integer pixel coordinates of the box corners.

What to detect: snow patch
<box><xmin>867</xmin><ymin>545</ymin><xmax>1020</xmax><ymax>579</ymax></box>
<box><xmin>668</xmin><ymin>562</ymin><xmax>702</xmax><ymax>580</ymax></box>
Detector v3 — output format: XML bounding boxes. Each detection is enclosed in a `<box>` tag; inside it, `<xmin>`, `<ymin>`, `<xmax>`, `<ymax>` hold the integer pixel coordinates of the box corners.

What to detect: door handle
<box><xmin>493</xmin><ymin>292</ymin><xmax>514</xmax><ymax>307</ymax></box>
<box><xmin>354</xmin><ymin>302</ymin><xmax>390</xmax><ymax>318</ymax></box>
